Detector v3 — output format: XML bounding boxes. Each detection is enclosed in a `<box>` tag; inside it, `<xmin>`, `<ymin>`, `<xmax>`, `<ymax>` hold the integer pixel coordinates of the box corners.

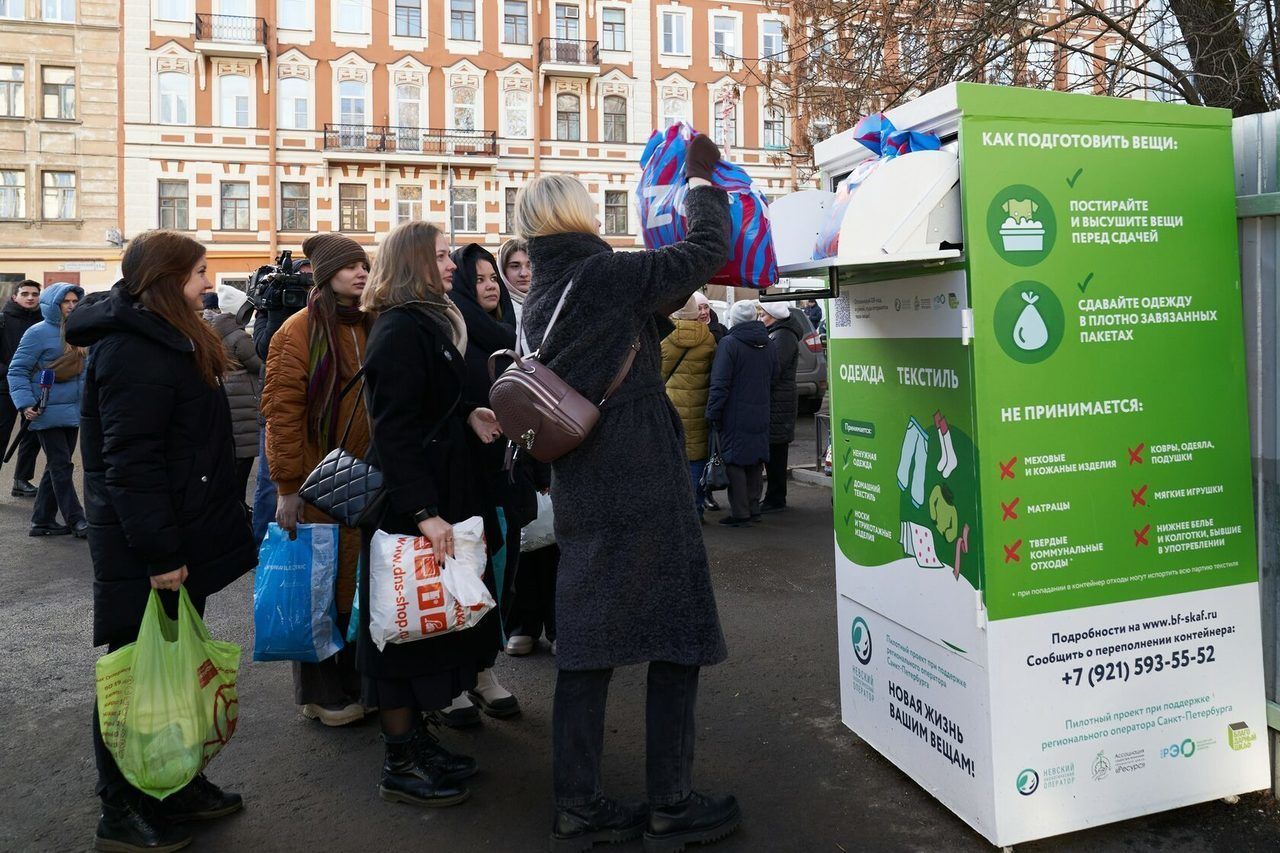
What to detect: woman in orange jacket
<box><xmin>262</xmin><ymin>233</ymin><xmax>373</xmax><ymax>726</ymax></box>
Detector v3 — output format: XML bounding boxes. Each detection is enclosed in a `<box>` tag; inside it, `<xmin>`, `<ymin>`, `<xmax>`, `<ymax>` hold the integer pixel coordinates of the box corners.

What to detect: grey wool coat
<box><xmin>522</xmin><ymin>184</ymin><xmax>731</xmax><ymax>671</ymax></box>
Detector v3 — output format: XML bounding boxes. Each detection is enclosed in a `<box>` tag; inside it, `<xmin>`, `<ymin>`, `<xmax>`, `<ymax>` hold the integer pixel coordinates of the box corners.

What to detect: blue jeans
<box><xmin>251</xmin><ymin>426</ymin><xmax>276</xmax><ymax>544</ymax></box>
<box><xmin>689</xmin><ymin>459</ymin><xmax>707</xmax><ymax>518</ymax></box>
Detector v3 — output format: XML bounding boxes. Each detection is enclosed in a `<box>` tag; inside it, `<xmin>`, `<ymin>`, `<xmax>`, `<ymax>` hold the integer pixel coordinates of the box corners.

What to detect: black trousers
<box><xmin>292</xmin><ymin>612</ymin><xmax>361</xmax><ymax>706</ymax></box>
<box><xmin>234</xmin><ymin>457</ymin><xmax>254</xmax><ymax>506</ymax></box>
<box><xmin>506</xmin><ymin>544</ymin><xmax>558</xmax><ymax>641</ymax></box>
<box><xmin>553</xmin><ymin>662</ymin><xmax>699</xmax><ymax>808</ymax></box>
<box><xmin>725</xmin><ymin>463</ymin><xmax>762</xmax><ymax>520</ymax></box>
<box><xmin>32</xmin><ymin>426</ymin><xmax>83</xmax><ymax>527</ymax></box>
<box><xmin>92</xmin><ymin>589</ymin><xmax>208</xmax><ymax>803</ymax></box>
<box><xmin>0</xmin><ymin>393</ymin><xmax>38</xmax><ymax>483</ymax></box>
<box><xmin>764</xmin><ymin>442</ymin><xmax>790</xmax><ymax>507</ymax></box>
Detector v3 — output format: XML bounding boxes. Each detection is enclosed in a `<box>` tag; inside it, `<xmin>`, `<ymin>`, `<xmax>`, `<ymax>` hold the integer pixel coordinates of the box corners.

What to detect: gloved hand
<box><xmin>686</xmin><ymin>134</ymin><xmax>721</xmax><ymax>183</ymax></box>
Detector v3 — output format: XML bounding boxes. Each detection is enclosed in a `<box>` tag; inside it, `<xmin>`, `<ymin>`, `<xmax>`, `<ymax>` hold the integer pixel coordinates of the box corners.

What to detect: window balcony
<box><xmin>538</xmin><ymin>38</ymin><xmax>601</xmax><ymax>77</ymax></box>
<box><xmin>322</xmin><ymin>124</ymin><xmax>499</xmax><ymax>165</ymax></box>
<box><xmin>194</xmin><ymin>13</ymin><xmax>268</xmax><ymax>58</ymax></box>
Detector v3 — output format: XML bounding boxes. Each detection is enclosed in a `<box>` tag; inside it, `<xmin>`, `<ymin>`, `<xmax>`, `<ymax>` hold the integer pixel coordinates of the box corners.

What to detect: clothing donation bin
<box><xmin>770</xmin><ymin>83</ymin><xmax>1270</xmax><ymax>846</ymax></box>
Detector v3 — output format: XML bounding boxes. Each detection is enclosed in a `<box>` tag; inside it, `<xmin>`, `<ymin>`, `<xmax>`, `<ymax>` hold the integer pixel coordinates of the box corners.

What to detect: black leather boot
<box><xmin>643</xmin><ymin>792</ymin><xmax>740</xmax><ymax>853</ymax></box>
<box><xmin>379</xmin><ymin>734</ymin><xmax>470</xmax><ymax>807</ymax></box>
<box><xmin>414</xmin><ymin>717</ymin><xmax>478</xmax><ymax>783</ymax></box>
<box><xmin>549</xmin><ymin>797</ymin><xmax>647</xmax><ymax>853</ymax></box>
<box><xmin>160</xmin><ymin>774</ymin><xmax>243</xmax><ymax>822</ymax></box>
<box><xmin>94</xmin><ymin>795</ymin><xmax>191</xmax><ymax>852</ymax></box>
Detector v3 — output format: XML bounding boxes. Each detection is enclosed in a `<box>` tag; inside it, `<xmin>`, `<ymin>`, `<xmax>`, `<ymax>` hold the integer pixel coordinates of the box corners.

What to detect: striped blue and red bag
<box><xmin>636</xmin><ymin>123</ymin><xmax>778</xmax><ymax>289</ymax></box>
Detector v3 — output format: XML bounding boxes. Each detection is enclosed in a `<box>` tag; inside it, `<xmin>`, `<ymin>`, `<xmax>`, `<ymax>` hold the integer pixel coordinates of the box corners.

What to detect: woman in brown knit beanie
<box><xmin>261</xmin><ymin>232</ymin><xmax>374</xmax><ymax>726</ymax></box>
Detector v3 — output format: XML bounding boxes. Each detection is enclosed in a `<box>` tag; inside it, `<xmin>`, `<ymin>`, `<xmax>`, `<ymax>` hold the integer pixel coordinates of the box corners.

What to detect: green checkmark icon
<box><xmin>1066</xmin><ymin>168</ymin><xmax>1084</xmax><ymax>188</ymax></box>
<box><xmin>1076</xmin><ymin>272</ymin><xmax>1094</xmax><ymax>293</ymax></box>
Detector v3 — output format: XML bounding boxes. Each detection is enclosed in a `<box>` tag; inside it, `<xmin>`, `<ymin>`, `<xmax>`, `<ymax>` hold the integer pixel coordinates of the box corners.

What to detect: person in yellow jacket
<box><xmin>661</xmin><ymin>293</ymin><xmax>717</xmax><ymax>522</ymax></box>
<box><xmin>262</xmin><ymin>233</ymin><xmax>373</xmax><ymax>727</ymax></box>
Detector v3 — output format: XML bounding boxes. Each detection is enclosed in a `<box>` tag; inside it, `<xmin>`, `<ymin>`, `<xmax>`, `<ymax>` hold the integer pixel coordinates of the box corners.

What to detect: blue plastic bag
<box><xmin>253</xmin><ymin>522</ymin><xmax>343</xmax><ymax>662</ymax></box>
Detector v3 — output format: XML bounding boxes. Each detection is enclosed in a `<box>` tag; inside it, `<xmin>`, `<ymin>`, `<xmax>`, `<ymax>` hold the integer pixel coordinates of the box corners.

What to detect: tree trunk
<box><xmin>1167</xmin><ymin>0</ymin><xmax>1271</xmax><ymax>116</ymax></box>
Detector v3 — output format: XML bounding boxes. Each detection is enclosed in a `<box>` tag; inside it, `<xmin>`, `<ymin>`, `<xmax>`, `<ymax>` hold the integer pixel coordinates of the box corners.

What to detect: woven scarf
<box><xmin>306</xmin><ymin>296</ymin><xmax>365</xmax><ymax>447</ymax></box>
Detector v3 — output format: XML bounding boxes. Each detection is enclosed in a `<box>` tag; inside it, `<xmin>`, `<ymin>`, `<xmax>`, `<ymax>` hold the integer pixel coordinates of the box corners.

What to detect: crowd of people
<box><xmin>0</xmin><ymin>134</ymin><xmax>812</xmax><ymax>853</ymax></box>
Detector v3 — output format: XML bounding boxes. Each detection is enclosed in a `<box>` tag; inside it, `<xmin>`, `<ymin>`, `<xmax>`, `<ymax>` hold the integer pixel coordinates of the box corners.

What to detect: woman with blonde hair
<box><xmin>516</xmin><ymin>137</ymin><xmax>742</xmax><ymax>853</ymax></box>
<box><xmin>356</xmin><ymin>219</ymin><xmax>505</xmax><ymax>809</ymax></box>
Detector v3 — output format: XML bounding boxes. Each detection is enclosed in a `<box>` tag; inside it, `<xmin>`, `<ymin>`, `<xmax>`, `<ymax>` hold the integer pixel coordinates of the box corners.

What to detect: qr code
<box><xmin>833</xmin><ymin>294</ymin><xmax>851</xmax><ymax>328</ymax></box>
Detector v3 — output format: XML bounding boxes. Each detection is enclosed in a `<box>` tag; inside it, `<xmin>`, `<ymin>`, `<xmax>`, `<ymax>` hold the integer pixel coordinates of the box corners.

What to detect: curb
<box><xmin>792</xmin><ymin>468</ymin><xmax>832</xmax><ymax>489</ymax></box>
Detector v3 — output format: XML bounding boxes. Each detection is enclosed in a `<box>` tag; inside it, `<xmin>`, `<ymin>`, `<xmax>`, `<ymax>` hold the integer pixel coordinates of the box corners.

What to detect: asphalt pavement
<box><xmin>2</xmin><ymin>416</ymin><xmax>1278</xmax><ymax>852</ymax></box>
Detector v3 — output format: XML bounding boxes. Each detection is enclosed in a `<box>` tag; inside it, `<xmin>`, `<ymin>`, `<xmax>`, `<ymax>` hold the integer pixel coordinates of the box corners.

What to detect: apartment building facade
<box><xmin>0</xmin><ymin>0</ymin><xmax>121</xmax><ymax>289</ymax></box>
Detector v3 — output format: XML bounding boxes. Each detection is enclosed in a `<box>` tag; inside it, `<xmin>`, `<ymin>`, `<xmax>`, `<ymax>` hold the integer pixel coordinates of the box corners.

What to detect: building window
<box><xmin>395</xmin><ymin>185</ymin><xmax>422</xmax><ymax>224</ymax></box>
<box><xmin>156</xmin><ymin>0</ymin><xmax>188</xmax><ymax>21</ymax></box>
<box><xmin>220</xmin><ymin>182</ymin><xmax>249</xmax><ymax>230</ymax></box>
<box><xmin>277</xmin><ymin>76</ymin><xmax>308</xmax><ymax>129</ymax></box>
<box><xmin>338</xmin><ymin>79</ymin><xmax>366</xmax><ymax>145</ymax></box>
<box><xmin>503</xmin><ymin>1</ymin><xmax>528</xmax><ymax>44</ymax></box>
<box><xmin>762</xmin><ymin>19</ymin><xmax>784</xmax><ymax>59</ymax></box>
<box><xmin>505</xmin><ymin>186</ymin><xmax>517</xmax><ymax>233</ymax></box>
<box><xmin>763</xmin><ymin>105</ymin><xmax>785</xmax><ymax>149</ymax></box>
<box><xmin>503</xmin><ymin>88</ymin><xmax>530</xmax><ymax>137</ymax></box>
<box><xmin>158</xmin><ymin>180</ymin><xmax>188</xmax><ymax>229</ymax></box>
<box><xmin>604</xmin><ymin>190</ymin><xmax>627</xmax><ymax>235</ymax></box>
<box><xmin>277</xmin><ymin>0</ymin><xmax>306</xmax><ymax>29</ymax></box>
<box><xmin>450</xmin><ymin>0</ymin><xmax>475</xmax><ymax>41</ymax></box>
<box><xmin>601</xmin><ymin>7</ymin><xmax>626</xmax><ymax>51</ymax></box>
<box><xmin>1026</xmin><ymin>40</ymin><xmax>1055</xmax><ymax>88</ymax></box>
<box><xmin>42</xmin><ymin>171</ymin><xmax>75</xmax><ymax>219</ymax></box>
<box><xmin>661</xmin><ymin>11</ymin><xmax>686</xmax><ymax>55</ymax></box>
<box><xmin>985</xmin><ymin>37</ymin><xmax>1014</xmax><ymax>85</ymax></box>
<box><xmin>661</xmin><ymin>96</ymin><xmax>688</xmax><ymax>128</ymax></box>
<box><xmin>280</xmin><ymin>182</ymin><xmax>309</xmax><ymax>230</ymax></box>
<box><xmin>0</xmin><ymin>65</ymin><xmax>23</xmax><ymax>118</ymax></box>
<box><xmin>339</xmin><ymin>183</ymin><xmax>366</xmax><ymax>231</ymax></box>
<box><xmin>157</xmin><ymin>71</ymin><xmax>190</xmax><ymax>124</ymax></box>
<box><xmin>712</xmin><ymin>15</ymin><xmax>736</xmax><ymax>58</ymax></box>
<box><xmin>0</xmin><ymin>170</ymin><xmax>24</xmax><ymax>219</ymax></box>
<box><xmin>713</xmin><ymin>96</ymin><xmax>736</xmax><ymax>147</ymax></box>
<box><xmin>336</xmin><ymin>0</ymin><xmax>364</xmax><ymax>33</ymax></box>
<box><xmin>0</xmin><ymin>0</ymin><xmax>23</xmax><ymax>19</ymax></box>
<box><xmin>1067</xmin><ymin>47</ymin><xmax>1094</xmax><ymax>92</ymax></box>
<box><xmin>395</xmin><ymin>84</ymin><xmax>422</xmax><ymax>150</ymax></box>
<box><xmin>41</xmin><ymin>0</ymin><xmax>73</xmax><ymax>22</ymax></box>
<box><xmin>603</xmin><ymin>94</ymin><xmax>626</xmax><ymax>143</ymax></box>
<box><xmin>41</xmin><ymin>67</ymin><xmax>74</xmax><ymax>120</ymax></box>
<box><xmin>394</xmin><ymin>0</ymin><xmax>421</xmax><ymax>37</ymax></box>
<box><xmin>555</xmin><ymin>92</ymin><xmax>580</xmax><ymax>141</ymax></box>
<box><xmin>554</xmin><ymin>3</ymin><xmax>579</xmax><ymax>40</ymax></box>
<box><xmin>219</xmin><ymin>74</ymin><xmax>250</xmax><ymax>127</ymax></box>
<box><xmin>451</xmin><ymin>186</ymin><xmax>477</xmax><ymax>232</ymax></box>
<box><xmin>452</xmin><ymin>86</ymin><xmax>476</xmax><ymax>131</ymax></box>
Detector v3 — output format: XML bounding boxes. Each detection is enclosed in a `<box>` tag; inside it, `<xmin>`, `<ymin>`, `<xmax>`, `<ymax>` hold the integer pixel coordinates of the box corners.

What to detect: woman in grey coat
<box><xmin>516</xmin><ymin>135</ymin><xmax>740</xmax><ymax>853</ymax></box>
<box><xmin>203</xmin><ymin>295</ymin><xmax>263</xmax><ymax>502</ymax></box>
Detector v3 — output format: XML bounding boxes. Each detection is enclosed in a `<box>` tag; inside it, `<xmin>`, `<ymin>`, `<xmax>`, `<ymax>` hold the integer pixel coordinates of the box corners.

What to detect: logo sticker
<box><xmin>851</xmin><ymin>616</ymin><xmax>873</xmax><ymax>665</ymax></box>
<box><xmin>1016</xmin><ymin>768</ymin><xmax>1040</xmax><ymax>796</ymax></box>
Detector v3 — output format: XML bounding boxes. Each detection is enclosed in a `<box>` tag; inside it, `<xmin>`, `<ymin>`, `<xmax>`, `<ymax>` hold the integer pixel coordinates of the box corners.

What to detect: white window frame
<box><xmin>1066</xmin><ymin>43</ymin><xmax>1095</xmax><ymax>92</ymax></box>
<box><xmin>156</xmin><ymin>70</ymin><xmax>192</xmax><ymax>125</ymax></box>
<box><xmin>338</xmin><ymin>182</ymin><xmax>368</xmax><ymax>232</ymax></box>
<box><xmin>217</xmin><ymin>72</ymin><xmax>252</xmax><ymax>127</ymax></box>
<box><xmin>603</xmin><ymin>189</ymin><xmax>628</xmax><ymax>235</ymax></box>
<box><xmin>337</xmin><ymin>78</ymin><xmax>368</xmax><ymax>132</ymax></box>
<box><xmin>502</xmin><ymin>0</ymin><xmax>529</xmax><ymax>44</ymax></box>
<box><xmin>219</xmin><ymin>180</ymin><xmax>251</xmax><ymax>230</ymax></box>
<box><xmin>660</xmin><ymin>8</ymin><xmax>689</xmax><ymax>56</ymax></box>
<box><xmin>42</xmin><ymin>0</ymin><xmax>74</xmax><ymax>23</ymax></box>
<box><xmin>448</xmin><ymin>83</ymin><xmax>479</xmax><ymax>132</ymax></box>
<box><xmin>762</xmin><ymin>104</ymin><xmax>786</xmax><ymax>150</ymax></box>
<box><xmin>660</xmin><ymin>93</ymin><xmax>689</xmax><ymax>129</ymax></box>
<box><xmin>0</xmin><ymin>64</ymin><xmax>25</xmax><ymax>118</ymax></box>
<box><xmin>710</xmin><ymin>14</ymin><xmax>737</xmax><ymax>60</ymax></box>
<box><xmin>599</xmin><ymin>6</ymin><xmax>627</xmax><ymax>54</ymax></box>
<box><xmin>0</xmin><ymin>169</ymin><xmax>26</xmax><ymax>219</ymax></box>
<box><xmin>277</xmin><ymin>0</ymin><xmax>310</xmax><ymax>32</ymax></box>
<box><xmin>41</xmin><ymin>170</ymin><xmax>76</xmax><ymax>220</ymax></box>
<box><xmin>395</xmin><ymin>184</ymin><xmax>422</xmax><ymax>224</ymax></box>
<box><xmin>451</xmin><ymin>185</ymin><xmax>478</xmax><ymax>233</ymax></box>
<box><xmin>709</xmin><ymin>89</ymin><xmax>740</xmax><ymax>148</ymax></box>
<box><xmin>555</xmin><ymin>91</ymin><xmax>582</xmax><ymax>142</ymax></box>
<box><xmin>277</xmin><ymin>76</ymin><xmax>310</xmax><ymax>129</ymax></box>
<box><xmin>333</xmin><ymin>0</ymin><xmax>368</xmax><ymax>34</ymax></box>
<box><xmin>760</xmin><ymin>17</ymin><xmax>785</xmax><ymax>62</ymax></box>
<box><xmin>0</xmin><ymin>0</ymin><xmax>23</xmax><ymax>20</ymax></box>
<box><xmin>157</xmin><ymin>179</ymin><xmax>189</xmax><ymax>230</ymax></box>
<box><xmin>155</xmin><ymin>0</ymin><xmax>190</xmax><ymax>23</ymax></box>
<box><xmin>502</xmin><ymin>87</ymin><xmax>532</xmax><ymax>139</ymax></box>
<box><xmin>601</xmin><ymin>93</ymin><xmax>627</xmax><ymax>143</ymax></box>
<box><xmin>279</xmin><ymin>181</ymin><xmax>310</xmax><ymax>231</ymax></box>
<box><xmin>393</xmin><ymin>81</ymin><xmax>424</xmax><ymax>150</ymax></box>
<box><xmin>1026</xmin><ymin>40</ymin><xmax>1055</xmax><ymax>88</ymax></box>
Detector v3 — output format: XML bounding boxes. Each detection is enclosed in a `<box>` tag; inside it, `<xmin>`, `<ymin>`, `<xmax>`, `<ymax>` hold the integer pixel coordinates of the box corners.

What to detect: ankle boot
<box><xmin>379</xmin><ymin>734</ymin><xmax>470</xmax><ymax>808</ymax></box>
<box><xmin>467</xmin><ymin>667</ymin><xmax>521</xmax><ymax>718</ymax></box>
<box><xmin>95</xmin><ymin>795</ymin><xmax>191</xmax><ymax>852</ymax></box>
<box><xmin>414</xmin><ymin>718</ymin><xmax>478</xmax><ymax>783</ymax></box>
<box><xmin>643</xmin><ymin>791</ymin><xmax>740</xmax><ymax>853</ymax></box>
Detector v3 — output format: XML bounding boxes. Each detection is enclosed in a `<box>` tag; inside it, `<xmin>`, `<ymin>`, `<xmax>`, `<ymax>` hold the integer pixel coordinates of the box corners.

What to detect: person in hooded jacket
<box><xmin>7</xmin><ymin>281</ymin><xmax>88</xmax><ymax>537</ymax></box>
<box><xmin>65</xmin><ymin>230</ymin><xmax>257</xmax><ymax>853</ymax></box>
<box><xmin>758</xmin><ymin>302</ymin><xmax>803</xmax><ymax>513</ymax></box>
<box><xmin>662</xmin><ymin>293</ymin><xmax>717</xmax><ymax>523</ymax></box>
<box><xmin>262</xmin><ymin>232</ymin><xmax>373</xmax><ymax>727</ymax></box>
<box><xmin>438</xmin><ymin>241</ymin><xmax>523</xmax><ymax>726</ymax></box>
<box><xmin>498</xmin><ymin>237</ymin><xmax>533</xmax><ymax>323</ymax></box>
<box><xmin>202</xmin><ymin>292</ymin><xmax>262</xmax><ymax>502</ymax></box>
<box><xmin>0</xmin><ymin>280</ymin><xmax>43</xmax><ymax>497</ymax></box>
<box><xmin>705</xmin><ymin>301</ymin><xmax>779</xmax><ymax>528</ymax></box>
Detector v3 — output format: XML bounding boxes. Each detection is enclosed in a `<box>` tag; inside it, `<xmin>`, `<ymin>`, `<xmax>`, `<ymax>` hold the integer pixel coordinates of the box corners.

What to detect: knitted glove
<box><xmin>686</xmin><ymin>134</ymin><xmax>721</xmax><ymax>183</ymax></box>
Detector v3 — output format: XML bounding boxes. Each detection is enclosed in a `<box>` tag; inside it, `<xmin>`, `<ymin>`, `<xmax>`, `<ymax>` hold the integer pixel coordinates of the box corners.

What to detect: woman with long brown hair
<box><xmin>66</xmin><ymin>229</ymin><xmax>257</xmax><ymax>852</ymax></box>
<box><xmin>261</xmin><ymin>233</ymin><xmax>373</xmax><ymax>726</ymax></box>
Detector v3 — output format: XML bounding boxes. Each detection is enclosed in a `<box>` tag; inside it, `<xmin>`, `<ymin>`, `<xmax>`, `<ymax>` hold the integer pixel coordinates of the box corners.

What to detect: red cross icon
<box><xmin>1003</xmin><ymin>539</ymin><xmax>1022</xmax><ymax>563</ymax></box>
<box><xmin>999</xmin><ymin>456</ymin><xmax>1018</xmax><ymax>480</ymax></box>
<box><xmin>1127</xmin><ymin>443</ymin><xmax>1145</xmax><ymax>465</ymax></box>
<box><xmin>1001</xmin><ymin>498</ymin><xmax>1020</xmax><ymax>521</ymax></box>
<box><xmin>1134</xmin><ymin>524</ymin><xmax>1151</xmax><ymax>546</ymax></box>
<box><xmin>1131</xmin><ymin>485</ymin><xmax>1148</xmax><ymax>507</ymax></box>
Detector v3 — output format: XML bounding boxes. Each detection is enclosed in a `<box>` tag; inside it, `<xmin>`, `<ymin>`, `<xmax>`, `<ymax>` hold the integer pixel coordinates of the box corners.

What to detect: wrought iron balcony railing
<box><xmin>195</xmin><ymin>13</ymin><xmax>267</xmax><ymax>44</ymax></box>
<box><xmin>538</xmin><ymin>38</ymin><xmax>600</xmax><ymax>66</ymax></box>
<box><xmin>323</xmin><ymin>124</ymin><xmax>498</xmax><ymax>157</ymax></box>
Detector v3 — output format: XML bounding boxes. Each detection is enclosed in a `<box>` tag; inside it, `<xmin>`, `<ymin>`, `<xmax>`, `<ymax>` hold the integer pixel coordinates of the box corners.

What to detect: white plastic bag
<box><xmin>368</xmin><ymin>516</ymin><xmax>494</xmax><ymax>651</ymax></box>
<box><xmin>520</xmin><ymin>492</ymin><xmax>556</xmax><ymax>552</ymax></box>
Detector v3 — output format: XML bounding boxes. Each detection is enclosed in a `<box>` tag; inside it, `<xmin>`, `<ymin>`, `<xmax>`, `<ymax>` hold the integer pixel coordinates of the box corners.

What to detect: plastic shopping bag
<box><xmin>368</xmin><ymin>516</ymin><xmax>495</xmax><ymax>651</ymax></box>
<box><xmin>521</xmin><ymin>492</ymin><xmax>556</xmax><ymax>552</ymax></box>
<box><xmin>95</xmin><ymin>588</ymin><xmax>241</xmax><ymax>799</ymax></box>
<box><xmin>637</xmin><ymin>122</ymin><xmax>778</xmax><ymax>289</ymax></box>
<box><xmin>253</xmin><ymin>522</ymin><xmax>343</xmax><ymax>663</ymax></box>
<box><xmin>812</xmin><ymin>113</ymin><xmax>941</xmax><ymax>260</ymax></box>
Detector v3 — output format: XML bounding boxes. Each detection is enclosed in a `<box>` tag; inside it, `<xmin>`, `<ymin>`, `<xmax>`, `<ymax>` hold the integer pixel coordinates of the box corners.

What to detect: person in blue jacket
<box><xmin>6</xmin><ymin>281</ymin><xmax>87</xmax><ymax>537</ymax></box>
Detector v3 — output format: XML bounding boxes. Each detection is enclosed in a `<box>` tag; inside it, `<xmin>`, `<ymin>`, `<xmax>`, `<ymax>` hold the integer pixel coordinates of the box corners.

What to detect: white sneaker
<box><xmin>301</xmin><ymin>702</ymin><xmax>365</xmax><ymax>727</ymax></box>
<box><xmin>436</xmin><ymin>691</ymin><xmax>482</xmax><ymax>728</ymax></box>
<box><xmin>467</xmin><ymin>668</ymin><xmax>521</xmax><ymax>719</ymax></box>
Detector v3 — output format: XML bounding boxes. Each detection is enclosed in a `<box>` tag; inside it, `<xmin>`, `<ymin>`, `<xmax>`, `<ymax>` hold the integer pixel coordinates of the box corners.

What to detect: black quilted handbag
<box><xmin>299</xmin><ymin>369</ymin><xmax>384</xmax><ymax>529</ymax></box>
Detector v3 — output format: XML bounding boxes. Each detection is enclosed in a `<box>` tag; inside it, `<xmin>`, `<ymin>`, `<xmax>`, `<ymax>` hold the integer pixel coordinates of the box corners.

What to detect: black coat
<box><xmin>356</xmin><ymin>304</ymin><xmax>501</xmax><ymax>683</ymax></box>
<box><xmin>0</xmin><ymin>299</ymin><xmax>42</xmax><ymax>393</ymax></box>
<box><xmin>65</xmin><ymin>287</ymin><xmax>257</xmax><ymax>647</ymax></box>
<box><xmin>706</xmin><ymin>320</ymin><xmax>779</xmax><ymax>466</ymax></box>
<box><xmin>766</xmin><ymin>311</ymin><xmax>804</xmax><ymax>445</ymax></box>
<box><xmin>522</xmin><ymin>184</ymin><xmax>731</xmax><ymax>671</ymax></box>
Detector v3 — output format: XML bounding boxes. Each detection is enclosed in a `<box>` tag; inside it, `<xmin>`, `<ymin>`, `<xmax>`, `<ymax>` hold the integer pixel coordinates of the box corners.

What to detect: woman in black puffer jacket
<box><xmin>66</xmin><ymin>230</ymin><xmax>257</xmax><ymax>853</ymax></box>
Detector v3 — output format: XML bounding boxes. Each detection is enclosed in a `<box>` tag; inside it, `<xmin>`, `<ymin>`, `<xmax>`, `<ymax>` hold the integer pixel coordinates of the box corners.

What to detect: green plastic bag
<box><xmin>95</xmin><ymin>588</ymin><xmax>241</xmax><ymax>799</ymax></box>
